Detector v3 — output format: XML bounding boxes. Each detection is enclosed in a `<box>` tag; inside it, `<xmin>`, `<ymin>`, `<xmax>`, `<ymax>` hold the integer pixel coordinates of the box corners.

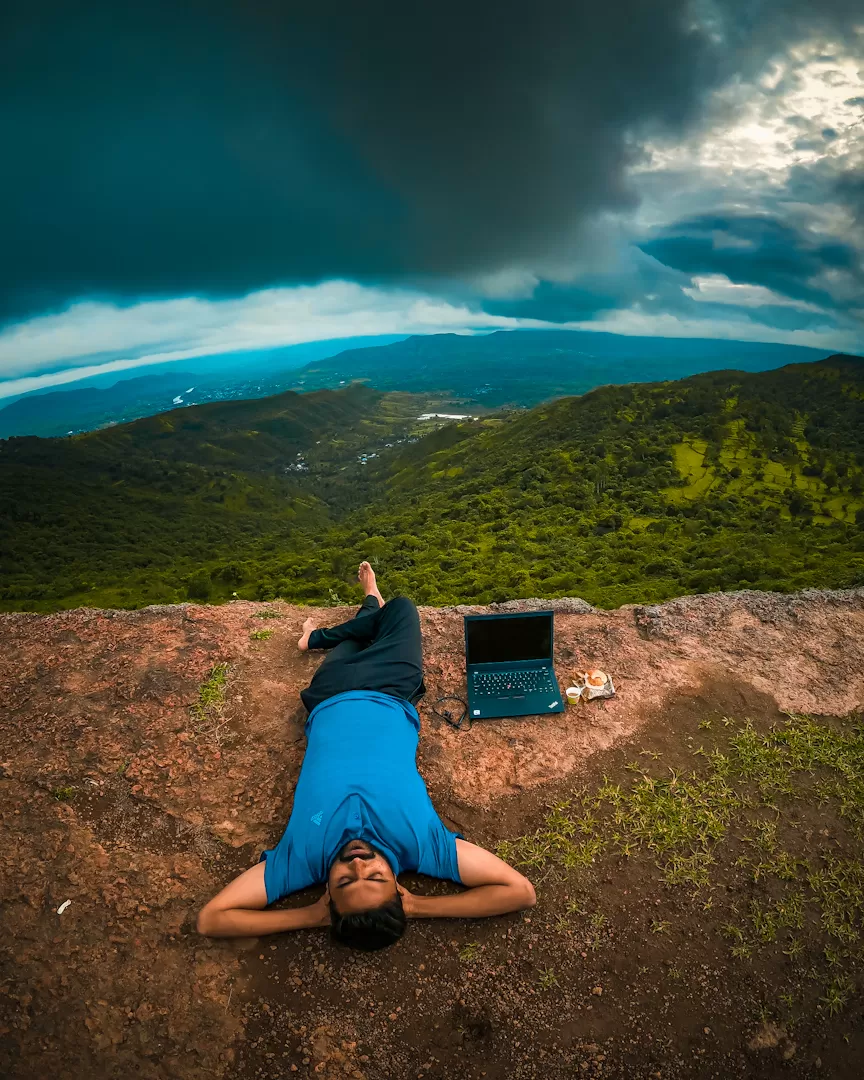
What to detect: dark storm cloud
<box><xmin>0</xmin><ymin>0</ymin><xmax>719</xmax><ymax>319</ymax></box>
<box><xmin>1</xmin><ymin>0</ymin><xmax>863</xmax><ymax>321</ymax></box>
<box><xmin>640</xmin><ymin>213</ymin><xmax>864</xmax><ymax>312</ymax></box>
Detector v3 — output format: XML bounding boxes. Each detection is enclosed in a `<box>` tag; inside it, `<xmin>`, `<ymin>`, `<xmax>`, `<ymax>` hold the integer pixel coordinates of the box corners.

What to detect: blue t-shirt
<box><xmin>260</xmin><ymin>690</ymin><xmax>462</xmax><ymax>904</ymax></box>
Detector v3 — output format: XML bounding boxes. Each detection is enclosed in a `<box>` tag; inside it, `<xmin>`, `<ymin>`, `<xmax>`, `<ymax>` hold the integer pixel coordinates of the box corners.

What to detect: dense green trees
<box><xmin>1</xmin><ymin>356</ymin><xmax>861</xmax><ymax>612</ymax></box>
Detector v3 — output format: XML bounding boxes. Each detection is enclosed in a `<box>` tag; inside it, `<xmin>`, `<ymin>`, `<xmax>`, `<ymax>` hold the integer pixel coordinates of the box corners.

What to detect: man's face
<box><xmin>328</xmin><ymin>840</ymin><xmax>397</xmax><ymax>915</ymax></box>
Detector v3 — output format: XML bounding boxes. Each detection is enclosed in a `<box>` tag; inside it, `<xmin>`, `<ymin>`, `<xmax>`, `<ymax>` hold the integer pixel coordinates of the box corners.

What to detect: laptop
<box><xmin>464</xmin><ymin>611</ymin><xmax>564</xmax><ymax>720</ymax></box>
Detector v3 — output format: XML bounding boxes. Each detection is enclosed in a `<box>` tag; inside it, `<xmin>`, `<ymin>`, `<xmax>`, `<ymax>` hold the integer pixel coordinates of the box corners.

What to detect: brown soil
<box><xmin>1</xmin><ymin>589</ymin><xmax>863</xmax><ymax>1079</ymax></box>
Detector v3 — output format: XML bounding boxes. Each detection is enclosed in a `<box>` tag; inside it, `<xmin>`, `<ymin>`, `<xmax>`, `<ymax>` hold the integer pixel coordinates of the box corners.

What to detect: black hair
<box><xmin>329</xmin><ymin>893</ymin><xmax>406</xmax><ymax>952</ymax></box>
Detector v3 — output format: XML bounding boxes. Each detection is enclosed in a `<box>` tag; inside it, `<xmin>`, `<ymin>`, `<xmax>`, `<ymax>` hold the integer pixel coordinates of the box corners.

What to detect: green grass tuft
<box><xmin>458</xmin><ymin>942</ymin><xmax>482</xmax><ymax>963</ymax></box>
<box><xmin>538</xmin><ymin>966</ymin><xmax>558</xmax><ymax>988</ymax></box>
<box><xmin>191</xmin><ymin>663</ymin><xmax>230</xmax><ymax>740</ymax></box>
<box><xmin>821</xmin><ymin>974</ymin><xmax>854</xmax><ymax>1016</ymax></box>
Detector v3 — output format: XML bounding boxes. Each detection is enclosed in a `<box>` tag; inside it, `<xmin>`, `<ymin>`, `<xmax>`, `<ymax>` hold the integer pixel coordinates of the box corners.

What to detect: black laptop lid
<box><xmin>465</xmin><ymin>612</ymin><xmax>553</xmax><ymax>666</ymax></box>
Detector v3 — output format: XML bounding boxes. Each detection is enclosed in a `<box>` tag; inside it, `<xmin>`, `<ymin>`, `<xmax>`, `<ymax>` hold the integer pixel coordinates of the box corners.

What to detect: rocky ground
<box><xmin>1</xmin><ymin>588</ymin><xmax>863</xmax><ymax>1080</ymax></box>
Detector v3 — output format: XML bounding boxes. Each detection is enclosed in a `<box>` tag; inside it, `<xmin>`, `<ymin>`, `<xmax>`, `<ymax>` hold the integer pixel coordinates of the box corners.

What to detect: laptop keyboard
<box><xmin>472</xmin><ymin>669</ymin><xmax>556</xmax><ymax>697</ymax></box>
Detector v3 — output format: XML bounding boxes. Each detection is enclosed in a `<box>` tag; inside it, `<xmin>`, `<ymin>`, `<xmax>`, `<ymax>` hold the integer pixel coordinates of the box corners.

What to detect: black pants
<box><xmin>300</xmin><ymin>596</ymin><xmax>426</xmax><ymax>713</ymax></box>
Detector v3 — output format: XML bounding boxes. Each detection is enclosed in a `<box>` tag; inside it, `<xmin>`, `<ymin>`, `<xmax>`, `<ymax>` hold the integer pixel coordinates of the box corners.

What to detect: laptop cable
<box><xmin>431</xmin><ymin>695</ymin><xmax>470</xmax><ymax>732</ymax></box>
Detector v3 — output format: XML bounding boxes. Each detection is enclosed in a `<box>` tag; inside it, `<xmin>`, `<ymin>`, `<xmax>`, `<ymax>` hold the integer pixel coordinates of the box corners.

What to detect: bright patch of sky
<box><xmin>682</xmin><ymin>275</ymin><xmax>826</xmax><ymax>311</ymax></box>
<box><xmin>632</xmin><ymin>38</ymin><xmax>864</xmax><ymax>230</ymax></box>
<box><xmin>643</xmin><ymin>44</ymin><xmax>863</xmax><ymax>177</ymax></box>
<box><xmin>576</xmin><ymin>38</ymin><xmax>864</xmax><ymax>348</ymax></box>
<box><xmin>570</xmin><ymin>308</ymin><xmax>861</xmax><ymax>353</ymax></box>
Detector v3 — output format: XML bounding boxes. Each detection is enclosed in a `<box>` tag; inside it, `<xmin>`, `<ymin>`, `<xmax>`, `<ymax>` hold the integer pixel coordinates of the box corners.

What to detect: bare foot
<box><xmin>358</xmin><ymin>561</ymin><xmax>384</xmax><ymax>607</ymax></box>
<box><xmin>297</xmin><ymin>617</ymin><xmax>317</xmax><ymax>651</ymax></box>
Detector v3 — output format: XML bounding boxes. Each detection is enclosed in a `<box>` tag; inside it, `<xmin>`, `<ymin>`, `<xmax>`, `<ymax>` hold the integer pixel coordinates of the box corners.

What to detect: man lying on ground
<box><xmin>197</xmin><ymin>562</ymin><xmax>536</xmax><ymax>951</ymax></box>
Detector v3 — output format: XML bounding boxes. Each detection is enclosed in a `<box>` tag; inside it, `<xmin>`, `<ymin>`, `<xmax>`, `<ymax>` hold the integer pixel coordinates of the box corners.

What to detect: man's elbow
<box><xmin>518</xmin><ymin>878</ymin><xmax>537</xmax><ymax>909</ymax></box>
<box><xmin>196</xmin><ymin>905</ymin><xmax>219</xmax><ymax>936</ymax></box>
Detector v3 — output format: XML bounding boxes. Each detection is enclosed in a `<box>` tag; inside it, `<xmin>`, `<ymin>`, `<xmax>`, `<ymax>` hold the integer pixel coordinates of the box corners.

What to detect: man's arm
<box><xmin>196</xmin><ymin>862</ymin><xmax>330</xmax><ymax>937</ymax></box>
<box><xmin>401</xmin><ymin>839</ymin><xmax>536</xmax><ymax>919</ymax></box>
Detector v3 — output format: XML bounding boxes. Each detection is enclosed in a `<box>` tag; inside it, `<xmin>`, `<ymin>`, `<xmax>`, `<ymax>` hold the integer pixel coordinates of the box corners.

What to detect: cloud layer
<box><xmin>2</xmin><ymin>0</ymin><xmax>724</xmax><ymax>316</ymax></box>
<box><xmin>1</xmin><ymin>0</ymin><xmax>862</xmax><ymax>389</ymax></box>
<box><xmin>0</xmin><ymin>284</ymin><xmax>540</xmax><ymax>399</ymax></box>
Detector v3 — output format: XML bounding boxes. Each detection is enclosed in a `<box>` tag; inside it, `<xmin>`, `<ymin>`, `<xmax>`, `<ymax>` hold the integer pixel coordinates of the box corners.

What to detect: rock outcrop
<box><xmin>1</xmin><ymin>588</ymin><xmax>862</xmax><ymax>1078</ymax></box>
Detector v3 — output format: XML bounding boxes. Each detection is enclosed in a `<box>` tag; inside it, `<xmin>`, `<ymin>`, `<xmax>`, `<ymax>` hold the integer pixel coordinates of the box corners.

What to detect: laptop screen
<box><xmin>465</xmin><ymin>613</ymin><xmax>553</xmax><ymax>666</ymax></box>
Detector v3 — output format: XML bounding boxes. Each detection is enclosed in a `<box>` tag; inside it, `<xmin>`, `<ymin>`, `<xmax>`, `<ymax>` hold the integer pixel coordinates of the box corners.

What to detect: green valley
<box><xmin>0</xmin><ymin>384</ymin><xmax>444</xmax><ymax>610</ymax></box>
<box><xmin>1</xmin><ymin>354</ymin><xmax>862</xmax><ymax>611</ymax></box>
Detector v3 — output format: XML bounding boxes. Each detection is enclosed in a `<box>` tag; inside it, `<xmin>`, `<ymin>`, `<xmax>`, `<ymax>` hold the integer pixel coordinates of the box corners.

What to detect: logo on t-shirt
<box><xmin>310</xmin><ymin>810</ymin><xmax>323</xmax><ymax>826</ymax></box>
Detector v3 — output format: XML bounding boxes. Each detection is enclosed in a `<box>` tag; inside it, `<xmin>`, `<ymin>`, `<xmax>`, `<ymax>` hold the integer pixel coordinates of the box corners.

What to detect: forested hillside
<box><xmin>1</xmin><ymin>355</ymin><xmax>862</xmax><ymax>611</ymax></box>
<box><xmin>0</xmin><ymin>384</ymin><xmax>402</xmax><ymax>608</ymax></box>
<box><xmin>256</xmin><ymin>354</ymin><xmax>864</xmax><ymax>606</ymax></box>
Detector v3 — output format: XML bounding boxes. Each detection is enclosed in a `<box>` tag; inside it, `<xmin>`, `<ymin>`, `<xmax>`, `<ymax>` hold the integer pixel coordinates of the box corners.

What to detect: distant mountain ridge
<box><xmin>293</xmin><ymin>328</ymin><xmax>836</xmax><ymax>405</ymax></box>
<box><xmin>2</xmin><ymin>328</ymin><xmax>842</xmax><ymax>437</ymax></box>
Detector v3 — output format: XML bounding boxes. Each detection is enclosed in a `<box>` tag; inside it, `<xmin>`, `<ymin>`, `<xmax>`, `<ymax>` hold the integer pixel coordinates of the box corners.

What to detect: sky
<box><xmin>1</xmin><ymin>0</ymin><xmax>863</xmax><ymax>398</ymax></box>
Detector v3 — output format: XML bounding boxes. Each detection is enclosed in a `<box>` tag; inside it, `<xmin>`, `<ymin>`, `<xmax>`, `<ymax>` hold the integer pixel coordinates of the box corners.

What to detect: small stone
<box><xmin>703</xmin><ymin>1027</ymin><xmax>710</xmax><ymax>1035</ymax></box>
<box><xmin>592</xmin><ymin>986</ymin><xmax>603</xmax><ymax>996</ymax></box>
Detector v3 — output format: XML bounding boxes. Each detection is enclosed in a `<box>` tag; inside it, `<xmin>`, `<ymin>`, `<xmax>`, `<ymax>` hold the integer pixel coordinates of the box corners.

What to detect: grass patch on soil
<box><xmin>498</xmin><ymin>713</ymin><xmax>864</xmax><ymax>1023</ymax></box>
<box><xmin>249</xmin><ymin>628</ymin><xmax>274</xmax><ymax>640</ymax></box>
<box><xmin>190</xmin><ymin>663</ymin><xmax>230</xmax><ymax>740</ymax></box>
<box><xmin>253</xmin><ymin>608</ymin><xmax>284</xmax><ymax>619</ymax></box>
